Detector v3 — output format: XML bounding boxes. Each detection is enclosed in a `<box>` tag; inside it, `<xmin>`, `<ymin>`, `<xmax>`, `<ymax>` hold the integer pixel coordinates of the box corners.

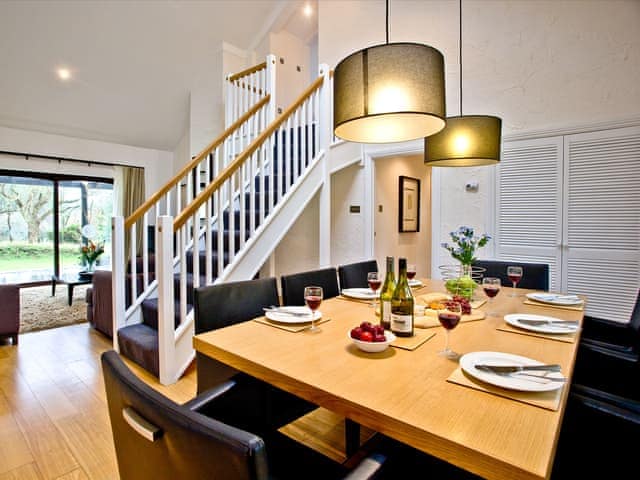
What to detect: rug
<box><xmin>20</xmin><ymin>284</ymin><xmax>89</xmax><ymax>333</ymax></box>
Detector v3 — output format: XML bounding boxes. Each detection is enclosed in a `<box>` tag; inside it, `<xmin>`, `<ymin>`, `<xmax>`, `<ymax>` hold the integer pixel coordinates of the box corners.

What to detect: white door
<box><xmin>562</xmin><ymin>126</ymin><xmax>640</xmax><ymax>322</ymax></box>
<box><xmin>496</xmin><ymin>136</ymin><xmax>564</xmax><ymax>292</ymax></box>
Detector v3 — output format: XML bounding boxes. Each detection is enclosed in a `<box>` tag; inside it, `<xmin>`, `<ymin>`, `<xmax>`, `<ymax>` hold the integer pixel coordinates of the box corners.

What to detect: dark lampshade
<box><xmin>333</xmin><ymin>42</ymin><xmax>446</xmax><ymax>144</ymax></box>
<box><xmin>424</xmin><ymin>115</ymin><xmax>502</xmax><ymax>166</ymax></box>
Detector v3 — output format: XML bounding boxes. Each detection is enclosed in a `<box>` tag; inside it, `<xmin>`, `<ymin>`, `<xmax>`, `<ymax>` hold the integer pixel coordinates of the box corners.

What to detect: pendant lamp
<box><xmin>333</xmin><ymin>0</ymin><xmax>446</xmax><ymax>144</ymax></box>
<box><xmin>424</xmin><ymin>0</ymin><xmax>501</xmax><ymax>166</ymax></box>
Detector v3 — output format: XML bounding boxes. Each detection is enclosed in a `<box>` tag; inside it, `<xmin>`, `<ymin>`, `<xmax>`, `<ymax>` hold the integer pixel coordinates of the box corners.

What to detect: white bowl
<box><xmin>348</xmin><ymin>331</ymin><xmax>396</xmax><ymax>353</ymax></box>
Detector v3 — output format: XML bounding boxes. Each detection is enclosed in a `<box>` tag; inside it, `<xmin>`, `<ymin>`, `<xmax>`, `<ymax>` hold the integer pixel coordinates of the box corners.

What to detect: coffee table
<box><xmin>51</xmin><ymin>272</ymin><xmax>93</xmax><ymax>306</ymax></box>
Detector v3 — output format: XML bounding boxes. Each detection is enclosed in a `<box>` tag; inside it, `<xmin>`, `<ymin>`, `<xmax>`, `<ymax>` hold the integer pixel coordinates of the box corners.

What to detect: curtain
<box><xmin>120</xmin><ymin>166</ymin><xmax>145</xmax><ymax>258</ymax></box>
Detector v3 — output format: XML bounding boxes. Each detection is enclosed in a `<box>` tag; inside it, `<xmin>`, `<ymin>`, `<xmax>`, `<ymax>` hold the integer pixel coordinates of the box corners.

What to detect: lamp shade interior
<box><xmin>424</xmin><ymin>115</ymin><xmax>502</xmax><ymax>166</ymax></box>
<box><xmin>334</xmin><ymin>42</ymin><xmax>446</xmax><ymax>143</ymax></box>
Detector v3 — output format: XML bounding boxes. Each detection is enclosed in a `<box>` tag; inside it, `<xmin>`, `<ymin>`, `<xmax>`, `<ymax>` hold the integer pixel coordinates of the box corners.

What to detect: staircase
<box><xmin>111</xmin><ymin>57</ymin><xmax>332</xmax><ymax>384</ymax></box>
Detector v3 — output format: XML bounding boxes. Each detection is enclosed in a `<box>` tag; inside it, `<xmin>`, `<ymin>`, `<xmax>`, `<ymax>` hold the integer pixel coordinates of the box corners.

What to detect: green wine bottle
<box><xmin>391</xmin><ymin>257</ymin><xmax>414</xmax><ymax>337</ymax></box>
<box><xmin>379</xmin><ymin>256</ymin><xmax>396</xmax><ymax>330</ymax></box>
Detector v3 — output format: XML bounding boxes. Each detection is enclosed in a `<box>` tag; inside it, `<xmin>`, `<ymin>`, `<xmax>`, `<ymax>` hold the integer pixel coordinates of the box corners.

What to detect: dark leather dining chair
<box><xmin>281</xmin><ymin>267</ymin><xmax>340</xmax><ymax>306</ymax></box>
<box><xmin>338</xmin><ymin>260</ymin><xmax>379</xmax><ymax>290</ymax></box>
<box><xmin>472</xmin><ymin>259</ymin><xmax>549</xmax><ymax>291</ymax></box>
<box><xmin>553</xmin><ymin>383</ymin><xmax>640</xmax><ymax>478</ymax></box>
<box><xmin>102</xmin><ymin>350</ymin><xmax>386</xmax><ymax>480</ymax></box>
<box><xmin>194</xmin><ymin>277</ymin><xmax>314</xmax><ymax>433</ymax></box>
<box><xmin>0</xmin><ymin>284</ymin><xmax>20</xmax><ymax>345</ymax></box>
<box><xmin>572</xmin><ymin>289</ymin><xmax>640</xmax><ymax>400</ymax></box>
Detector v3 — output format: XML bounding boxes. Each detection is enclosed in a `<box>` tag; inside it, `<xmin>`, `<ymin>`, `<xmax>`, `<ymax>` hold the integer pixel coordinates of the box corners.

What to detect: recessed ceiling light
<box><xmin>56</xmin><ymin>67</ymin><xmax>71</xmax><ymax>81</ymax></box>
<box><xmin>303</xmin><ymin>3</ymin><xmax>313</xmax><ymax>17</ymax></box>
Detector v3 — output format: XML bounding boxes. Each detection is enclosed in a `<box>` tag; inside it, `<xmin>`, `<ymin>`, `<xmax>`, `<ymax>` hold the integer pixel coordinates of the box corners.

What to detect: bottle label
<box><xmin>391</xmin><ymin>313</ymin><xmax>412</xmax><ymax>333</ymax></box>
<box><xmin>382</xmin><ymin>300</ymin><xmax>391</xmax><ymax>324</ymax></box>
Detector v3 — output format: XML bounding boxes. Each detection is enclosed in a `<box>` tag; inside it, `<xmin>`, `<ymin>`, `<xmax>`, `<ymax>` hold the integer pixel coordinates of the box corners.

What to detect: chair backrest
<box><xmin>280</xmin><ymin>267</ymin><xmax>340</xmax><ymax>306</ymax></box>
<box><xmin>338</xmin><ymin>260</ymin><xmax>378</xmax><ymax>290</ymax></box>
<box><xmin>472</xmin><ymin>260</ymin><xmax>550</xmax><ymax>291</ymax></box>
<box><xmin>101</xmin><ymin>350</ymin><xmax>268</xmax><ymax>480</ymax></box>
<box><xmin>194</xmin><ymin>277</ymin><xmax>279</xmax><ymax>334</ymax></box>
<box><xmin>0</xmin><ymin>284</ymin><xmax>19</xmax><ymax>336</ymax></box>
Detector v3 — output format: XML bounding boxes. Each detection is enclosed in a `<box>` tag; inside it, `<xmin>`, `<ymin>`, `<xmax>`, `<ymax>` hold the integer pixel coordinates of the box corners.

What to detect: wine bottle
<box><xmin>391</xmin><ymin>257</ymin><xmax>414</xmax><ymax>337</ymax></box>
<box><xmin>379</xmin><ymin>256</ymin><xmax>396</xmax><ymax>330</ymax></box>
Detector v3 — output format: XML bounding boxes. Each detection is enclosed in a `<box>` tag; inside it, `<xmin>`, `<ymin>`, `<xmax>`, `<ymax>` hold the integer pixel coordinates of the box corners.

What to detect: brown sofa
<box><xmin>0</xmin><ymin>284</ymin><xmax>20</xmax><ymax>345</ymax></box>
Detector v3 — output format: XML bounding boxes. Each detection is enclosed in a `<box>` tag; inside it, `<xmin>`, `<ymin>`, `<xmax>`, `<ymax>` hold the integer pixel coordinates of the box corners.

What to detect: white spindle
<box><xmin>205</xmin><ymin>197</ymin><xmax>212</xmax><ymax>284</ymax></box>
<box><xmin>130</xmin><ymin>222</ymin><xmax>137</xmax><ymax>304</ymax></box>
<box><xmin>191</xmin><ymin>212</ymin><xmax>200</xmax><ymax>292</ymax></box>
<box><xmin>142</xmin><ymin>213</ymin><xmax>149</xmax><ymax>289</ymax></box>
<box><xmin>293</xmin><ymin>109</ymin><xmax>300</xmax><ymax>181</ymax></box>
<box><xmin>179</xmin><ymin>226</ymin><xmax>187</xmax><ymax>327</ymax></box>
<box><xmin>276</xmin><ymin>129</ymin><xmax>283</xmax><ymax>202</ymax></box>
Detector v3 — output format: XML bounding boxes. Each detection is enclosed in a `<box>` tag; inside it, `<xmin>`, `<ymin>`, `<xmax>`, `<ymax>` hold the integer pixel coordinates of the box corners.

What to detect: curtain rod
<box><xmin>0</xmin><ymin>150</ymin><xmax>144</xmax><ymax>169</ymax></box>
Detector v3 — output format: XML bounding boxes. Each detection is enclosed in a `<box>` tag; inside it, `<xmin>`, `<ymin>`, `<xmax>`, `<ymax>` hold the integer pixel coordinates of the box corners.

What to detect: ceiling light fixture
<box><xmin>333</xmin><ymin>0</ymin><xmax>446</xmax><ymax>144</ymax></box>
<box><xmin>56</xmin><ymin>67</ymin><xmax>71</xmax><ymax>81</ymax></box>
<box><xmin>424</xmin><ymin>0</ymin><xmax>501</xmax><ymax>167</ymax></box>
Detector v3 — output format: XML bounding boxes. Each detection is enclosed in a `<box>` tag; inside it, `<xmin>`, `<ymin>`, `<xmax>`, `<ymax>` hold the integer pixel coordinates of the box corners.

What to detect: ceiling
<box><xmin>0</xmin><ymin>0</ymin><xmax>316</xmax><ymax>152</ymax></box>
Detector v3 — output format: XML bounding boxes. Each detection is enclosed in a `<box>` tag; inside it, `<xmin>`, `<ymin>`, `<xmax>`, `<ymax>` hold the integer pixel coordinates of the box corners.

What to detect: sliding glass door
<box><xmin>0</xmin><ymin>171</ymin><xmax>113</xmax><ymax>283</ymax></box>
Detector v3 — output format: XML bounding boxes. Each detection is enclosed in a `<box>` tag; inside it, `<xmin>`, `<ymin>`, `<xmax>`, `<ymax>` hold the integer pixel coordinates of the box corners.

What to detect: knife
<box><xmin>517</xmin><ymin>319</ymin><xmax>579</xmax><ymax>327</ymax></box>
<box><xmin>475</xmin><ymin>364</ymin><xmax>561</xmax><ymax>373</ymax></box>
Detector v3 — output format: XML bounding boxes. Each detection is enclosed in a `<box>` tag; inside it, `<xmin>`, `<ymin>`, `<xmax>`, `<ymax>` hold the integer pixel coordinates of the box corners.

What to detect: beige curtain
<box><xmin>121</xmin><ymin>166</ymin><xmax>145</xmax><ymax>257</ymax></box>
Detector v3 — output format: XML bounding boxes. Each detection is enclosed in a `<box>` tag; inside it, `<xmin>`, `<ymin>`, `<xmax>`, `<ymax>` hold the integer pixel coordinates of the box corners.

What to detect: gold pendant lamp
<box><xmin>425</xmin><ymin>0</ymin><xmax>502</xmax><ymax>166</ymax></box>
<box><xmin>333</xmin><ymin>0</ymin><xmax>446</xmax><ymax>144</ymax></box>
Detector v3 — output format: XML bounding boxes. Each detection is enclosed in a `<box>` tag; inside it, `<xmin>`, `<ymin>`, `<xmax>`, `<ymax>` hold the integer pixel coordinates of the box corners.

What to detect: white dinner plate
<box><xmin>504</xmin><ymin>314</ymin><xmax>579</xmax><ymax>334</ymax></box>
<box><xmin>341</xmin><ymin>288</ymin><xmax>377</xmax><ymax>300</ymax></box>
<box><xmin>459</xmin><ymin>351</ymin><xmax>565</xmax><ymax>392</ymax></box>
<box><xmin>408</xmin><ymin>279</ymin><xmax>423</xmax><ymax>287</ymax></box>
<box><xmin>265</xmin><ymin>307</ymin><xmax>321</xmax><ymax>324</ymax></box>
<box><xmin>526</xmin><ymin>292</ymin><xmax>584</xmax><ymax>306</ymax></box>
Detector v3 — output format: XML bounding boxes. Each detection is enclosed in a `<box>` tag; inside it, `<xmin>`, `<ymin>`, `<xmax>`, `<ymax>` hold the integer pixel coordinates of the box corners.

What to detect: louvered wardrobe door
<box><xmin>496</xmin><ymin>136</ymin><xmax>563</xmax><ymax>292</ymax></box>
<box><xmin>563</xmin><ymin>126</ymin><xmax>640</xmax><ymax>322</ymax></box>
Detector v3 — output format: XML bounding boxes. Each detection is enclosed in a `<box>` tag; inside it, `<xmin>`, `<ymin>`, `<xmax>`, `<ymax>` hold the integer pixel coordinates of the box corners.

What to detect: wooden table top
<box><xmin>194</xmin><ymin>279</ymin><xmax>584</xmax><ymax>480</ymax></box>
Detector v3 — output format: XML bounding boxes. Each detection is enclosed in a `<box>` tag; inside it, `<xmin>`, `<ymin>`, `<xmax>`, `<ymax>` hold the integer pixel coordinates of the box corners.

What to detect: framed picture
<box><xmin>399</xmin><ymin>176</ymin><xmax>420</xmax><ymax>232</ymax></box>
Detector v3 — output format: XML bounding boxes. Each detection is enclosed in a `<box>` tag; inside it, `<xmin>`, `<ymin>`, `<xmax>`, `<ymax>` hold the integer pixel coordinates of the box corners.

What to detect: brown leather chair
<box><xmin>0</xmin><ymin>284</ymin><xmax>20</xmax><ymax>345</ymax></box>
<box><xmin>101</xmin><ymin>350</ymin><xmax>386</xmax><ymax>480</ymax></box>
<box><xmin>87</xmin><ymin>270</ymin><xmax>114</xmax><ymax>338</ymax></box>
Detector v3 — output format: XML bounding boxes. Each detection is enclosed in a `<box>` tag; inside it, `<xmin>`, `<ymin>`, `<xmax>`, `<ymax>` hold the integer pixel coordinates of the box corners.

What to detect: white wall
<box><xmin>319</xmin><ymin>0</ymin><xmax>640</xmax><ymax>270</ymax></box>
<box><xmin>331</xmin><ymin>161</ymin><xmax>366</xmax><ymax>265</ymax></box>
<box><xmin>0</xmin><ymin>125</ymin><xmax>174</xmax><ymax>197</ymax></box>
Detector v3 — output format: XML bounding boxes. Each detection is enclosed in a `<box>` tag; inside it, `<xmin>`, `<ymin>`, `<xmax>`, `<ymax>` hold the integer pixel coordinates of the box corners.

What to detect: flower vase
<box><xmin>86</xmin><ymin>260</ymin><xmax>95</xmax><ymax>273</ymax></box>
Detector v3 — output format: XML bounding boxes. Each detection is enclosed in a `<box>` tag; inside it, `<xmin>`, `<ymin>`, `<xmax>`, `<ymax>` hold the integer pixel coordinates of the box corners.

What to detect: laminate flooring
<box><xmin>0</xmin><ymin>324</ymin><xmax>196</xmax><ymax>480</ymax></box>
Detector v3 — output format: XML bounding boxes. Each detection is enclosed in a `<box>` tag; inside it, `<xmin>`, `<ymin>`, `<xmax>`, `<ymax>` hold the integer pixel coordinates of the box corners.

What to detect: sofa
<box><xmin>0</xmin><ymin>284</ymin><xmax>20</xmax><ymax>345</ymax></box>
<box><xmin>86</xmin><ymin>255</ymin><xmax>156</xmax><ymax>339</ymax></box>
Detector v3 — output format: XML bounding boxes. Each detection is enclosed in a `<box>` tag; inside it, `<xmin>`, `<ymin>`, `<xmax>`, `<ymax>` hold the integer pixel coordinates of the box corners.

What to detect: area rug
<box><xmin>20</xmin><ymin>284</ymin><xmax>89</xmax><ymax>333</ymax></box>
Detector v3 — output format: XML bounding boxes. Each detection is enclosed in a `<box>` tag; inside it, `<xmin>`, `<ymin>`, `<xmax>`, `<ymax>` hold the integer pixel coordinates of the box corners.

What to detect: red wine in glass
<box><xmin>507</xmin><ymin>266</ymin><xmax>523</xmax><ymax>297</ymax></box>
<box><xmin>483</xmin><ymin>286</ymin><xmax>500</xmax><ymax>298</ymax></box>
<box><xmin>368</xmin><ymin>279</ymin><xmax>382</xmax><ymax>291</ymax></box>
<box><xmin>367</xmin><ymin>272</ymin><xmax>381</xmax><ymax>308</ymax></box>
<box><xmin>305</xmin><ymin>296</ymin><xmax>322</xmax><ymax>311</ymax></box>
<box><xmin>406</xmin><ymin>265</ymin><xmax>417</xmax><ymax>280</ymax></box>
<box><xmin>303</xmin><ymin>286</ymin><xmax>323</xmax><ymax>332</ymax></box>
<box><xmin>438</xmin><ymin>312</ymin><xmax>461</xmax><ymax>330</ymax></box>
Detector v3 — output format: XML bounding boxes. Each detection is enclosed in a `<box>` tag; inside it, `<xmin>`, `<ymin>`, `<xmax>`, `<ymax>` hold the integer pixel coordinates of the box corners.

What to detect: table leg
<box><xmin>68</xmin><ymin>285</ymin><xmax>74</xmax><ymax>306</ymax></box>
<box><xmin>52</xmin><ymin>279</ymin><xmax>56</xmax><ymax>296</ymax></box>
<box><xmin>345</xmin><ymin>418</ymin><xmax>361</xmax><ymax>458</ymax></box>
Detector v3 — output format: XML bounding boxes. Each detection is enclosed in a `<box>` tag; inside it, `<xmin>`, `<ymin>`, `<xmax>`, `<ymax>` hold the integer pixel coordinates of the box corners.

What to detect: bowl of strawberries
<box><xmin>349</xmin><ymin>321</ymin><xmax>396</xmax><ymax>353</ymax></box>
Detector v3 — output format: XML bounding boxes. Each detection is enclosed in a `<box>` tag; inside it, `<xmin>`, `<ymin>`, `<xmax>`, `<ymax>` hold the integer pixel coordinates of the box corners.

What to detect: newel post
<box><xmin>157</xmin><ymin>215</ymin><xmax>176</xmax><ymax>385</ymax></box>
<box><xmin>111</xmin><ymin>216</ymin><xmax>126</xmax><ymax>352</ymax></box>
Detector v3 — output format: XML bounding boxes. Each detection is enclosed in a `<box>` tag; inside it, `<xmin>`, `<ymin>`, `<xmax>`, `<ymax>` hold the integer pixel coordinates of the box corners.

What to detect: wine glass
<box><xmin>438</xmin><ymin>302</ymin><xmax>462</xmax><ymax>359</ymax></box>
<box><xmin>406</xmin><ymin>264</ymin><xmax>417</xmax><ymax>282</ymax></box>
<box><xmin>482</xmin><ymin>277</ymin><xmax>501</xmax><ymax>317</ymax></box>
<box><xmin>367</xmin><ymin>272</ymin><xmax>381</xmax><ymax>309</ymax></box>
<box><xmin>304</xmin><ymin>286</ymin><xmax>323</xmax><ymax>333</ymax></box>
<box><xmin>507</xmin><ymin>266</ymin><xmax>523</xmax><ymax>297</ymax></box>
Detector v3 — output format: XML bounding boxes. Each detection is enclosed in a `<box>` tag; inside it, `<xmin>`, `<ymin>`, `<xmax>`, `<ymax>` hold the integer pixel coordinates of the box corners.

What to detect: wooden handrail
<box><xmin>227</xmin><ymin>61</ymin><xmax>267</xmax><ymax>82</ymax></box>
<box><xmin>125</xmin><ymin>95</ymin><xmax>271</xmax><ymax>230</ymax></box>
<box><xmin>174</xmin><ymin>74</ymin><xmax>325</xmax><ymax>230</ymax></box>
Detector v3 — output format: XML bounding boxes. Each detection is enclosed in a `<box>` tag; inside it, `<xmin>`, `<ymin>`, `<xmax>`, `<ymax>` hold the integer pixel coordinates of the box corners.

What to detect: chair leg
<box><xmin>12</xmin><ymin>334</ymin><xmax>18</xmax><ymax>345</ymax></box>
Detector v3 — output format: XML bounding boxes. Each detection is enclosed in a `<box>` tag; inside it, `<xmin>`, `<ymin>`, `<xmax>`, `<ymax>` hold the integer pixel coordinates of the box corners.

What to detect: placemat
<box><xmin>414</xmin><ymin>310</ymin><xmax>486</xmax><ymax>329</ymax></box>
<box><xmin>254</xmin><ymin>316</ymin><xmax>331</xmax><ymax>333</ymax></box>
<box><xmin>447</xmin><ymin>367</ymin><xmax>563</xmax><ymax>411</ymax></box>
<box><xmin>496</xmin><ymin>323</ymin><xmax>577</xmax><ymax>344</ymax></box>
<box><xmin>391</xmin><ymin>330</ymin><xmax>436</xmax><ymax>351</ymax></box>
<box><xmin>523</xmin><ymin>299</ymin><xmax>584</xmax><ymax>311</ymax></box>
<box><xmin>336</xmin><ymin>295</ymin><xmax>373</xmax><ymax>305</ymax></box>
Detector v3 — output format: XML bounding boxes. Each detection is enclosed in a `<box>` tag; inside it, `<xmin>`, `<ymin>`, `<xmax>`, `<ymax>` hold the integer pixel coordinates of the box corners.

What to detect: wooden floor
<box><xmin>0</xmin><ymin>323</ymin><xmax>196</xmax><ymax>480</ymax></box>
<box><xmin>0</xmin><ymin>323</ymin><xmax>364</xmax><ymax>479</ymax></box>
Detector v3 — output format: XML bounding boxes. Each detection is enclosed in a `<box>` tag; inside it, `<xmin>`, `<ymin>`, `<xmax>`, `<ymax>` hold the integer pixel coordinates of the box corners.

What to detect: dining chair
<box><xmin>0</xmin><ymin>284</ymin><xmax>19</xmax><ymax>345</ymax></box>
<box><xmin>338</xmin><ymin>260</ymin><xmax>379</xmax><ymax>290</ymax></box>
<box><xmin>102</xmin><ymin>350</ymin><xmax>386</xmax><ymax>480</ymax></box>
<box><xmin>572</xmin><ymin>289</ymin><xmax>640</xmax><ymax>400</ymax></box>
<box><xmin>280</xmin><ymin>267</ymin><xmax>340</xmax><ymax>306</ymax></box>
<box><xmin>194</xmin><ymin>277</ymin><xmax>315</xmax><ymax>433</ymax></box>
<box><xmin>553</xmin><ymin>383</ymin><xmax>640</xmax><ymax>478</ymax></box>
<box><xmin>472</xmin><ymin>259</ymin><xmax>549</xmax><ymax>291</ymax></box>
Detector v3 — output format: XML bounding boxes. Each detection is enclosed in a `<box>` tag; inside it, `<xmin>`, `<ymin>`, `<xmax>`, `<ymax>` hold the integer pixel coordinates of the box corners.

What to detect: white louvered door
<box><xmin>562</xmin><ymin>126</ymin><xmax>640</xmax><ymax>322</ymax></box>
<box><xmin>496</xmin><ymin>136</ymin><xmax>564</xmax><ymax>292</ymax></box>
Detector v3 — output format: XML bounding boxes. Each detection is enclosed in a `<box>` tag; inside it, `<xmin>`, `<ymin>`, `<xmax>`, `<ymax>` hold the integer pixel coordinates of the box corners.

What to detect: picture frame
<box><xmin>398</xmin><ymin>176</ymin><xmax>420</xmax><ymax>232</ymax></box>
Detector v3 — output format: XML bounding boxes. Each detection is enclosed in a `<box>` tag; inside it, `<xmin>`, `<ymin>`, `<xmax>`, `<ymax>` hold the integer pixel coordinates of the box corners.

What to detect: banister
<box><xmin>174</xmin><ymin>74</ymin><xmax>325</xmax><ymax>231</ymax></box>
<box><xmin>227</xmin><ymin>61</ymin><xmax>267</xmax><ymax>82</ymax></box>
<box><xmin>124</xmin><ymin>94</ymin><xmax>270</xmax><ymax>230</ymax></box>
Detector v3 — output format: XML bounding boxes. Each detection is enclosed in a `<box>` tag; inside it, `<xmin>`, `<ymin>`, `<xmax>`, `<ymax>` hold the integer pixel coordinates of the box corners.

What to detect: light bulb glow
<box><xmin>453</xmin><ymin>134</ymin><xmax>470</xmax><ymax>154</ymax></box>
<box><xmin>303</xmin><ymin>3</ymin><xmax>313</xmax><ymax>16</ymax></box>
<box><xmin>370</xmin><ymin>85</ymin><xmax>410</xmax><ymax>114</ymax></box>
<box><xmin>57</xmin><ymin>68</ymin><xmax>71</xmax><ymax>81</ymax></box>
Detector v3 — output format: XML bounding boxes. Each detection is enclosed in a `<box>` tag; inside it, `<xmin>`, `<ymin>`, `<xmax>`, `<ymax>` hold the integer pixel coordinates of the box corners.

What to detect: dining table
<box><xmin>193</xmin><ymin>279</ymin><xmax>585</xmax><ymax>480</ymax></box>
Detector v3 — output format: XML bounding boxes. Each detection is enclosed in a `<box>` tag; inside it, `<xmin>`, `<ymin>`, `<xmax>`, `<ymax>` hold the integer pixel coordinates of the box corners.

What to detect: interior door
<box><xmin>562</xmin><ymin>126</ymin><xmax>640</xmax><ymax>322</ymax></box>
